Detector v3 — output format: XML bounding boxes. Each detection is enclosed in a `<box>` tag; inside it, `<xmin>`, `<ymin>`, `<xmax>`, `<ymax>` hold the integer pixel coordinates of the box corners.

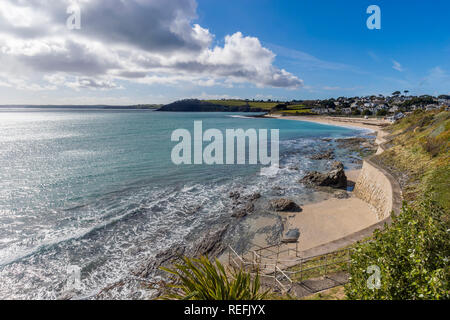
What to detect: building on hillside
<box><xmin>425</xmin><ymin>104</ymin><xmax>440</xmax><ymax>111</ymax></box>
<box><xmin>389</xmin><ymin>105</ymin><xmax>399</xmax><ymax>113</ymax></box>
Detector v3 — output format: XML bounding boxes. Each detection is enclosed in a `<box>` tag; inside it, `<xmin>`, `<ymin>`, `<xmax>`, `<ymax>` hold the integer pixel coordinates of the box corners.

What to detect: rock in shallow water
<box><xmin>231</xmin><ymin>202</ymin><xmax>255</xmax><ymax>218</ymax></box>
<box><xmin>300</xmin><ymin>161</ymin><xmax>347</xmax><ymax>188</ymax></box>
<box><xmin>309</xmin><ymin>150</ymin><xmax>335</xmax><ymax>160</ymax></box>
<box><xmin>269</xmin><ymin>198</ymin><xmax>302</xmax><ymax>212</ymax></box>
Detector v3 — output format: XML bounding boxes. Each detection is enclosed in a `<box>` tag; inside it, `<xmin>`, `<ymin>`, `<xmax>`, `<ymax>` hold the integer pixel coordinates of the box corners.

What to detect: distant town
<box><xmin>157</xmin><ymin>92</ymin><xmax>450</xmax><ymax>123</ymax></box>
<box><xmin>3</xmin><ymin>93</ymin><xmax>450</xmax><ymax>124</ymax></box>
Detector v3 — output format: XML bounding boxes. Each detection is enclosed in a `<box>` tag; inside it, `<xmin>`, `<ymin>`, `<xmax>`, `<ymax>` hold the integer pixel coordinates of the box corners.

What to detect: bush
<box><xmin>422</xmin><ymin>136</ymin><xmax>444</xmax><ymax>157</ymax></box>
<box><xmin>160</xmin><ymin>255</ymin><xmax>269</xmax><ymax>300</ymax></box>
<box><xmin>345</xmin><ymin>197</ymin><xmax>449</xmax><ymax>300</ymax></box>
<box><xmin>376</xmin><ymin>109</ymin><xmax>388</xmax><ymax>116</ymax></box>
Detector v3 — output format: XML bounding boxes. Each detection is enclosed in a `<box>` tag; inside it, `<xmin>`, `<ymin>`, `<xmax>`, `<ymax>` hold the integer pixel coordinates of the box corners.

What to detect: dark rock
<box><xmin>229</xmin><ymin>191</ymin><xmax>240</xmax><ymax>200</ymax></box>
<box><xmin>247</xmin><ymin>192</ymin><xmax>261</xmax><ymax>201</ymax></box>
<box><xmin>133</xmin><ymin>225</ymin><xmax>229</xmax><ymax>278</ymax></box>
<box><xmin>335</xmin><ymin>137</ymin><xmax>367</xmax><ymax>148</ymax></box>
<box><xmin>133</xmin><ymin>245</ymin><xmax>186</xmax><ymax>278</ymax></box>
<box><xmin>231</xmin><ymin>192</ymin><xmax>260</xmax><ymax>218</ymax></box>
<box><xmin>300</xmin><ymin>161</ymin><xmax>347</xmax><ymax>188</ymax></box>
<box><xmin>334</xmin><ymin>191</ymin><xmax>350</xmax><ymax>199</ymax></box>
<box><xmin>269</xmin><ymin>199</ymin><xmax>302</xmax><ymax>212</ymax></box>
<box><xmin>191</xmin><ymin>225</ymin><xmax>228</xmax><ymax>258</ymax></box>
<box><xmin>336</xmin><ymin>137</ymin><xmax>377</xmax><ymax>154</ymax></box>
<box><xmin>232</xmin><ymin>202</ymin><xmax>255</xmax><ymax>218</ymax></box>
<box><xmin>309</xmin><ymin>150</ymin><xmax>335</xmax><ymax>160</ymax></box>
<box><xmin>282</xmin><ymin>229</ymin><xmax>300</xmax><ymax>243</ymax></box>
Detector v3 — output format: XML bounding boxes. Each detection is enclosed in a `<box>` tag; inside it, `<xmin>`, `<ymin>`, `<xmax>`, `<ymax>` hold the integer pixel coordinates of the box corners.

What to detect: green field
<box><xmin>205</xmin><ymin>100</ymin><xmax>280</xmax><ymax>110</ymax></box>
<box><xmin>280</xmin><ymin>109</ymin><xmax>314</xmax><ymax>114</ymax></box>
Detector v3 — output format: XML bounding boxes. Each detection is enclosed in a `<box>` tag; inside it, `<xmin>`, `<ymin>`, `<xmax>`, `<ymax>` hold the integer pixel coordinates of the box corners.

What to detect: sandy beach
<box><xmin>268</xmin><ymin>114</ymin><xmax>389</xmax><ymax>131</ymax></box>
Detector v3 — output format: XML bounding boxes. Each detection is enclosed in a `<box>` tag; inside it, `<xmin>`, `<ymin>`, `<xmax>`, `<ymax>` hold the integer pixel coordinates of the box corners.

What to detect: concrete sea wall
<box><xmin>354</xmin><ymin>135</ymin><xmax>402</xmax><ymax>221</ymax></box>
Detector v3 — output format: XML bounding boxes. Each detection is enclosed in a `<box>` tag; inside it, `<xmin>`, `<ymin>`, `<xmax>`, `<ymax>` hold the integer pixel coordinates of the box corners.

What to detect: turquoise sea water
<box><xmin>0</xmin><ymin>109</ymin><xmax>370</xmax><ymax>299</ymax></box>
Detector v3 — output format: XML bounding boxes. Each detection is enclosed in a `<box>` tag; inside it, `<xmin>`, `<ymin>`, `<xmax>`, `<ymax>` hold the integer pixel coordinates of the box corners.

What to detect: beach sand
<box><xmin>247</xmin><ymin>169</ymin><xmax>380</xmax><ymax>253</ymax></box>
<box><xmin>268</xmin><ymin>115</ymin><xmax>388</xmax><ymax>132</ymax></box>
<box><xmin>281</xmin><ymin>192</ymin><xmax>378</xmax><ymax>251</ymax></box>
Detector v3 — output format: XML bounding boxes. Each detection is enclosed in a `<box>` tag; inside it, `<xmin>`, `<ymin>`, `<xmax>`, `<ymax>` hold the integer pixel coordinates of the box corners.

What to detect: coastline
<box><xmin>241</xmin><ymin>115</ymin><xmax>394</xmax><ymax>255</ymax></box>
<box><xmin>93</xmin><ymin>113</ymin><xmax>398</xmax><ymax>299</ymax></box>
<box><xmin>265</xmin><ymin>114</ymin><xmax>389</xmax><ymax>132</ymax></box>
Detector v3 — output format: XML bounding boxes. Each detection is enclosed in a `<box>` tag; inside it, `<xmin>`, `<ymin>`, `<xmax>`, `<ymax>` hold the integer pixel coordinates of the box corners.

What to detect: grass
<box><xmin>286</xmin><ymin>104</ymin><xmax>309</xmax><ymax>110</ymax></box>
<box><xmin>280</xmin><ymin>109</ymin><xmax>314</xmax><ymax>115</ymax></box>
<box><xmin>302</xmin><ymin>286</ymin><xmax>346</xmax><ymax>300</ymax></box>
<box><xmin>285</xmin><ymin>249</ymin><xmax>351</xmax><ymax>282</ymax></box>
<box><xmin>205</xmin><ymin>100</ymin><xmax>279</xmax><ymax>110</ymax></box>
<box><xmin>375</xmin><ymin>109</ymin><xmax>450</xmax><ymax>212</ymax></box>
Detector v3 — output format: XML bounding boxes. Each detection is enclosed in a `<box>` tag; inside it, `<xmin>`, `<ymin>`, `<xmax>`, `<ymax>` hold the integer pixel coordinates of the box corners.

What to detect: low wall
<box><xmin>354</xmin><ymin>138</ymin><xmax>402</xmax><ymax>221</ymax></box>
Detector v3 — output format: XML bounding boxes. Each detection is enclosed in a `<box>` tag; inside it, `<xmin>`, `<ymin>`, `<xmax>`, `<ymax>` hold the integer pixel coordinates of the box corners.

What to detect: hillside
<box><xmin>158</xmin><ymin>99</ymin><xmax>266</xmax><ymax>112</ymax></box>
<box><xmin>345</xmin><ymin>109</ymin><xmax>449</xmax><ymax>299</ymax></box>
<box><xmin>205</xmin><ymin>99</ymin><xmax>280</xmax><ymax>110</ymax></box>
<box><xmin>373</xmin><ymin>108</ymin><xmax>449</xmax><ymax>212</ymax></box>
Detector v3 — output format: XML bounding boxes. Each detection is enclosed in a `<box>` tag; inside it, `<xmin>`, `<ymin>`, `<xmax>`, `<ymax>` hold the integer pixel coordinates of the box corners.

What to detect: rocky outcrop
<box><xmin>309</xmin><ymin>150</ymin><xmax>335</xmax><ymax>160</ymax></box>
<box><xmin>158</xmin><ymin>99</ymin><xmax>264</xmax><ymax>112</ymax></box>
<box><xmin>190</xmin><ymin>226</ymin><xmax>229</xmax><ymax>258</ymax></box>
<box><xmin>300</xmin><ymin>161</ymin><xmax>347</xmax><ymax>188</ymax></box>
<box><xmin>269</xmin><ymin>199</ymin><xmax>302</xmax><ymax>212</ymax></box>
<box><xmin>336</xmin><ymin>137</ymin><xmax>378</xmax><ymax>156</ymax></box>
<box><xmin>133</xmin><ymin>225</ymin><xmax>229</xmax><ymax>278</ymax></box>
<box><xmin>232</xmin><ymin>202</ymin><xmax>255</xmax><ymax>218</ymax></box>
<box><xmin>230</xmin><ymin>191</ymin><xmax>260</xmax><ymax>218</ymax></box>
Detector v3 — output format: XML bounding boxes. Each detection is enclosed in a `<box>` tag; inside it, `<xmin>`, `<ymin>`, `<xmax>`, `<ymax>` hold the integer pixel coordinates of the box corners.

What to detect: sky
<box><xmin>0</xmin><ymin>0</ymin><xmax>449</xmax><ymax>105</ymax></box>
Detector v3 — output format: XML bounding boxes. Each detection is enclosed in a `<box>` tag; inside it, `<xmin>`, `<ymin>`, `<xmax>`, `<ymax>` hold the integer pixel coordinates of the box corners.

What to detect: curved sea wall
<box><xmin>354</xmin><ymin>137</ymin><xmax>402</xmax><ymax>221</ymax></box>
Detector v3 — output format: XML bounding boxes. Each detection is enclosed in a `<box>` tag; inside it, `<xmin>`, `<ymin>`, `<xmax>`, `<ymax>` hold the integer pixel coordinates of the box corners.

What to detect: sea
<box><xmin>0</xmin><ymin>109</ymin><xmax>372</xmax><ymax>299</ymax></box>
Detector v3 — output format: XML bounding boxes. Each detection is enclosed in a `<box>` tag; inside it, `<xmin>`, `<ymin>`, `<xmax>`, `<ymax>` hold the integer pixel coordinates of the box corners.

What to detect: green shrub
<box><xmin>345</xmin><ymin>197</ymin><xmax>449</xmax><ymax>300</ymax></box>
<box><xmin>160</xmin><ymin>256</ymin><xmax>269</xmax><ymax>300</ymax></box>
<box><xmin>376</xmin><ymin>109</ymin><xmax>388</xmax><ymax>116</ymax></box>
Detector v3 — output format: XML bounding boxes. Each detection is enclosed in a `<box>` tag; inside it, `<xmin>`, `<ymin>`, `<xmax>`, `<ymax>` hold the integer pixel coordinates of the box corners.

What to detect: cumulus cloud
<box><xmin>0</xmin><ymin>0</ymin><xmax>302</xmax><ymax>92</ymax></box>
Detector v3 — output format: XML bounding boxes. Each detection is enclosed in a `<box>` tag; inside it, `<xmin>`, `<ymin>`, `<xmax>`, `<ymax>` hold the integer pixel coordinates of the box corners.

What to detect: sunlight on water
<box><xmin>0</xmin><ymin>109</ymin><xmax>368</xmax><ymax>299</ymax></box>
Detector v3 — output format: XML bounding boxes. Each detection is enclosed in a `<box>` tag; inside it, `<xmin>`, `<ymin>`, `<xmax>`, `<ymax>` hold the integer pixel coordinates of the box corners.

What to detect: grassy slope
<box><xmin>204</xmin><ymin>100</ymin><xmax>316</xmax><ymax>114</ymax></box>
<box><xmin>298</xmin><ymin>109</ymin><xmax>449</xmax><ymax>300</ymax></box>
<box><xmin>374</xmin><ymin>109</ymin><xmax>450</xmax><ymax>212</ymax></box>
<box><xmin>205</xmin><ymin>100</ymin><xmax>279</xmax><ymax>110</ymax></box>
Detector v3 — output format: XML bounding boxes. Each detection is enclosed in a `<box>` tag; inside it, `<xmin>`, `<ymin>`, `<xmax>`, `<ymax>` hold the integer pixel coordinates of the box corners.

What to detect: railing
<box><xmin>227</xmin><ymin>242</ymin><xmax>366</xmax><ymax>293</ymax></box>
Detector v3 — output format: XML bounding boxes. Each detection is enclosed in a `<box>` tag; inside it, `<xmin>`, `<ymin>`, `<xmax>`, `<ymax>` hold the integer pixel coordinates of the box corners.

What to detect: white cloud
<box><xmin>392</xmin><ymin>60</ymin><xmax>404</xmax><ymax>72</ymax></box>
<box><xmin>0</xmin><ymin>0</ymin><xmax>303</xmax><ymax>93</ymax></box>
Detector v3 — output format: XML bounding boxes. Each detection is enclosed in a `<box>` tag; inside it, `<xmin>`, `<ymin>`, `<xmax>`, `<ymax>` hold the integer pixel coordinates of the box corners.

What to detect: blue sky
<box><xmin>0</xmin><ymin>0</ymin><xmax>448</xmax><ymax>105</ymax></box>
<box><xmin>195</xmin><ymin>0</ymin><xmax>450</xmax><ymax>99</ymax></box>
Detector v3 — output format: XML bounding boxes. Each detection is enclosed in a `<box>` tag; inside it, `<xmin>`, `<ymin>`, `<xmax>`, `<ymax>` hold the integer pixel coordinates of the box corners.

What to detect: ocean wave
<box><xmin>0</xmin><ymin>129</ymin><xmax>366</xmax><ymax>299</ymax></box>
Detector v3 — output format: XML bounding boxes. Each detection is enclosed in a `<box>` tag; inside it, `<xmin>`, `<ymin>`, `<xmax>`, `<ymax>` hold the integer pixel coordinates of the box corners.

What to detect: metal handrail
<box><xmin>275</xmin><ymin>266</ymin><xmax>293</xmax><ymax>284</ymax></box>
<box><xmin>228</xmin><ymin>241</ymin><xmax>365</xmax><ymax>292</ymax></box>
